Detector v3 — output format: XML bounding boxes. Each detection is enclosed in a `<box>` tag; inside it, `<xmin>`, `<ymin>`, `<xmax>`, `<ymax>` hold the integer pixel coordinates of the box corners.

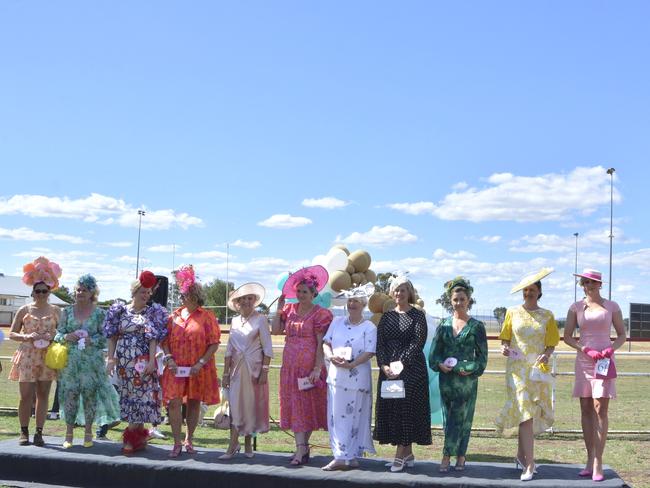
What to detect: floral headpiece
<box><xmin>387</xmin><ymin>272</ymin><xmax>410</xmax><ymax>294</ymax></box>
<box><xmin>175</xmin><ymin>265</ymin><xmax>196</xmax><ymax>295</ymax></box>
<box><xmin>139</xmin><ymin>270</ymin><xmax>158</xmax><ymax>289</ymax></box>
<box><xmin>444</xmin><ymin>276</ymin><xmax>473</xmax><ymax>297</ymax></box>
<box><xmin>335</xmin><ymin>282</ymin><xmax>375</xmax><ymax>300</ymax></box>
<box><xmin>294</xmin><ymin>273</ymin><xmax>320</xmax><ymax>291</ymax></box>
<box><xmin>22</xmin><ymin>256</ymin><xmax>62</xmax><ymax>290</ymax></box>
<box><xmin>76</xmin><ymin>274</ymin><xmax>98</xmax><ymax>292</ymax></box>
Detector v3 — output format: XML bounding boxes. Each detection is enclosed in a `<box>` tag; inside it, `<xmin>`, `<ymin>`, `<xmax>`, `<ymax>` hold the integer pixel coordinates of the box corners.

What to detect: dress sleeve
<box><xmin>144</xmin><ymin>303</ymin><xmax>169</xmax><ymax>342</ymax></box>
<box><xmin>89</xmin><ymin>308</ymin><xmax>107</xmax><ymax>349</ymax></box>
<box><xmin>428</xmin><ymin>319</ymin><xmax>446</xmax><ymax>372</ymax></box>
<box><xmin>498</xmin><ymin>309</ymin><xmax>513</xmax><ymax>341</ymax></box>
<box><xmin>312</xmin><ymin>306</ymin><xmax>333</xmax><ymax>335</ymax></box>
<box><xmin>375</xmin><ymin>314</ymin><xmax>390</xmax><ymax>368</ymax></box>
<box><xmin>323</xmin><ymin>317</ymin><xmax>336</xmax><ymax>344</ymax></box>
<box><xmin>54</xmin><ymin>306</ymin><xmax>70</xmax><ymax>343</ymax></box>
<box><xmin>399</xmin><ymin>309</ymin><xmax>428</xmax><ymax>367</ymax></box>
<box><xmin>258</xmin><ymin>315</ymin><xmax>274</xmax><ymax>358</ymax></box>
<box><xmin>364</xmin><ymin>322</ymin><xmax>377</xmax><ymax>354</ymax></box>
<box><xmin>203</xmin><ymin>310</ymin><xmax>221</xmax><ymax>346</ymax></box>
<box><xmin>471</xmin><ymin>320</ymin><xmax>489</xmax><ymax>377</ymax></box>
<box><xmin>544</xmin><ymin>312</ymin><xmax>560</xmax><ymax>347</ymax></box>
<box><xmin>103</xmin><ymin>303</ymin><xmax>124</xmax><ymax>338</ymax></box>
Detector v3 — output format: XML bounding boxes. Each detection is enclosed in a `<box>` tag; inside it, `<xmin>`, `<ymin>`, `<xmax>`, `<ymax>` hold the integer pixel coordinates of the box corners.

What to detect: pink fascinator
<box><xmin>22</xmin><ymin>256</ymin><xmax>62</xmax><ymax>290</ymax></box>
<box><xmin>175</xmin><ymin>265</ymin><xmax>196</xmax><ymax>294</ymax></box>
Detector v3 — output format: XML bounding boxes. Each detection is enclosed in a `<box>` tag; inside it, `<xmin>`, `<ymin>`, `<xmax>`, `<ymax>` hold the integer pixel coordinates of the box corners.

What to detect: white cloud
<box><xmin>105</xmin><ymin>241</ymin><xmax>132</xmax><ymax>248</ymax></box>
<box><xmin>510</xmin><ymin>234</ymin><xmax>574</xmax><ymax>253</ymax></box>
<box><xmin>114</xmin><ymin>255</ymin><xmax>150</xmax><ymax>265</ymax></box>
<box><xmin>616</xmin><ymin>284</ymin><xmax>635</xmax><ymax>293</ymax></box>
<box><xmin>147</xmin><ymin>244</ymin><xmax>178</xmax><ymax>253</ymax></box>
<box><xmin>387</xmin><ymin>166</ymin><xmax>621</xmax><ymax>222</ymax></box>
<box><xmin>0</xmin><ymin>193</ymin><xmax>203</xmax><ymax>230</ymax></box>
<box><xmin>482</xmin><ymin>235</ymin><xmax>501</xmax><ymax>243</ymax></box>
<box><xmin>230</xmin><ymin>239</ymin><xmax>262</xmax><ymax>249</ymax></box>
<box><xmin>258</xmin><ymin>214</ymin><xmax>312</xmax><ymax>228</ymax></box>
<box><xmin>452</xmin><ymin>181</ymin><xmax>469</xmax><ymax>191</ymax></box>
<box><xmin>181</xmin><ymin>251</ymin><xmax>229</xmax><ymax>260</ymax></box>
<box><xmin>433</xmin><ymin>249</ymin><xmax>477</xmax><ymax>259</ymax></box>
<box><xmin>301</xmin><ymin>197</ymin><xmax>350</xmax><ymax>209</ymax></box>
<box><xmin>385</xmin><ymin>202</ymin><xmax>436</xmax><ymax>215</ymax></box>
<box><xmin>511</xmin><ymin>227</ymin><xmax>638</xmax><ymax>254</ymax></box>
<box><xmin>336</xmin><ymin>225</ymin><xmax>417</xmax><ymax>247</ymax></box>
<box><xmin>0</xmin><ymin>226</ymin><xmax>89</xmax><ymax>244</ymax></box>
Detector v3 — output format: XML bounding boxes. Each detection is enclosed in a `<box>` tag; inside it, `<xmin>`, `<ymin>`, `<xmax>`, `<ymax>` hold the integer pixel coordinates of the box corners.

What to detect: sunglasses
<box><xmin>34</xmin><ymin>289</ymin><xmax>50</xmax><ymax>294</ymax></box>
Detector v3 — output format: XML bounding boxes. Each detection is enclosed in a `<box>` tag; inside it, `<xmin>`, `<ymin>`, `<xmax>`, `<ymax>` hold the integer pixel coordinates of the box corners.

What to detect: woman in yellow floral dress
<box><xmin>495</xmin><ymin>269</ymin><xmax>559</xmax><ymax>482</ymax></box>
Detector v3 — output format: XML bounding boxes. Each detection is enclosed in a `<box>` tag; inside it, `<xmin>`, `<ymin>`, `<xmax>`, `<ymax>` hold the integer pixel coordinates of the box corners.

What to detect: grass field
<box><xmin>1</xmin><ymin>337</ymin><xmax>649</xmax><ymax>486</ymax></box>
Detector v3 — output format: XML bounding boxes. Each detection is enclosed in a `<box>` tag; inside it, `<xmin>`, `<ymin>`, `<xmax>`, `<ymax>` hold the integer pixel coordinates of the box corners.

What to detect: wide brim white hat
<box><xmin>228</xmin><ymin>282</ymin><xmax>266</xmax><ymax>311</ymax></box>
<box><xmin>510</xmin><ymin>267</ymin><xmax>554</xmax><ymax>294</ymax></box>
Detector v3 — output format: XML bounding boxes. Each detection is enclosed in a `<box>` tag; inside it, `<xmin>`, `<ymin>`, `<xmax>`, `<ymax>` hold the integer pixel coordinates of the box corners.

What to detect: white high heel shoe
<box><xmin>389</xmin><ymin>454</ymin><xmax>415</xmax><ymax>472</ymax></box>
<box><xmin>515</xmin><ymin>458</ymin><xmax>538</xmax><ymax>473</ymax></box>
<box><xmin>520</xmin><ymin>465</ymin><xmax>536</xmax><ymax>481</ymax></box>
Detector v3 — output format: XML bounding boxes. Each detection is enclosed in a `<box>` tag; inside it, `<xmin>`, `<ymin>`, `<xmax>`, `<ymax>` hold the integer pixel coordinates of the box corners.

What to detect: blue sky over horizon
<box><xmin>1</xmin><ymin>1</ymin><xmax>649</xmax><ymax>318</ymax></box>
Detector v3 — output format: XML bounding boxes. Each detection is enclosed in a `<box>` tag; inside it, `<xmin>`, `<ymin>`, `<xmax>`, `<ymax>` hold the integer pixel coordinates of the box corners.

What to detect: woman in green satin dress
<box><xmin>429</xmin><ymin>277</ymin><xmax>488</xmax><ymax>472</ymax></box>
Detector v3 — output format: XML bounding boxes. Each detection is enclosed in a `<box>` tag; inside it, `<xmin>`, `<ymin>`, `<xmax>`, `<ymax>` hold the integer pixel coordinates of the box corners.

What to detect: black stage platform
<box><xmin>0</xmin><ymin>437</ymin><xmax>629</xmax><ymax>488</ymax></box>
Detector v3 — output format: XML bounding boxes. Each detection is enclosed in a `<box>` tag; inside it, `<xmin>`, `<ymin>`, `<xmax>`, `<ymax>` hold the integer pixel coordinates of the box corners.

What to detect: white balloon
<box><xmin>324</xmin><ymin>248</ymin><xmax>348</xmax><ymax>273</ymax></box>
<box><xmin>311</xmin><ymin>254</ymin><xmax>327</xmax><ymax>266</ymax></box>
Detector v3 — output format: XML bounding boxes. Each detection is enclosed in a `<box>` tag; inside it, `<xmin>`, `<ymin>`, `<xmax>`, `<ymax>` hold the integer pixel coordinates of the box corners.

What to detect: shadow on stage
<box><xmin>0</xmin><ymin>437</ymin><xmax>629</xmax><ymax>488</ymax></box>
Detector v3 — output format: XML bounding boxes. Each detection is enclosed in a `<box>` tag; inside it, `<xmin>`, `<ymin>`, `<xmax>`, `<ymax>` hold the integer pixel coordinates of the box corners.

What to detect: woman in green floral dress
<box><xmin>429</xmin><ymin>277</ymin><xmax>488</xmax><ymax>472</ymax></box>
<box><xmin>54</xmin><ymin>275</ymin><xmax>120</xmax><ymax>448</ymax></box>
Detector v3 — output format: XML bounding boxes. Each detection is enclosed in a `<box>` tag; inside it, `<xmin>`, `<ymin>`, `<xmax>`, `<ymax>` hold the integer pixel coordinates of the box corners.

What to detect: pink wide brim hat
<box><xmin>574</xmin><ymin>268</ymin><xmax>605</xmax><ymax>283</ymax></box>
<box><xmin>282</xmin><ymin>265</ymin><xmax>329</xmax><ymax>299</ymax></box>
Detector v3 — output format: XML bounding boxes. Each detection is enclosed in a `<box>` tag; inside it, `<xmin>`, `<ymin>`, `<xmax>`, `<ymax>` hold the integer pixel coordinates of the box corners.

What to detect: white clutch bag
<box><xmin>380</xmin><ymin>380</ymin><xmax>405</xmax><ymax>399</ymax></box>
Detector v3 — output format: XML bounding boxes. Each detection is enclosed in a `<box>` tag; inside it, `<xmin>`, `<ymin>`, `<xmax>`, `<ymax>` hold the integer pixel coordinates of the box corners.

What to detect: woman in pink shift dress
<box><xmin>272</xmin><ymin>265</ymin><xmax>333</xmax><ymax>466</ymax></box>
<box><xmin>563</xmin><ymin>269</ymin><xmax>626</xmax><ymax>482</ymax></box>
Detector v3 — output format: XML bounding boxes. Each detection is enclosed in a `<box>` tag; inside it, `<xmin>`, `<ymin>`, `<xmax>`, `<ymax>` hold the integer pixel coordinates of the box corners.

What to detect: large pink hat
<box><xmin>574</xmin><ymin>268</ymin><xmax>604</xmax><ymax>283</ymax></box>
<box><xmin>282</xmin><ymin>265</ymin><xmax>329</xmax><ymax>299</ymax></box>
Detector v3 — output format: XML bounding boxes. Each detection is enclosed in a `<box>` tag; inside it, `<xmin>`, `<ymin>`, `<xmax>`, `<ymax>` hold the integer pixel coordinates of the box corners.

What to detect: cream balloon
<box><xmin>368</xmin><ymin>293</ymin><xmax>389</xmax><ymax>313</ymax></box>
<box><xmin>382</xmin><ymin>298</ymin><xmax>396</xmax><ymax>313</ymax></box>
<box><xmin>329</xmin><ymin>270</ymin><xmax>352</xmax><ymax>292</ymax></box>
<box><xmin>364</xmin><ymin>269</ymin><xmax>377</xmax><ymax>283</ymax></box>
<box><xmin>348</xmin><ymin>250</ymin><xmax>371</xmax><ymax>273</ymax></box>
<box><xmin>332</xmin><ymin>244</ymin><xmax>350</xmax><ymax>256</ymax></box>
<box><xmin>324</xmin><ymin>248</ymin><xmax>349</xmax><ymax>273</ymax></box>
<box><xmin>370</xmin><ymin>313</ymin><xmax>383</xmax><ymax>326</ymax></box>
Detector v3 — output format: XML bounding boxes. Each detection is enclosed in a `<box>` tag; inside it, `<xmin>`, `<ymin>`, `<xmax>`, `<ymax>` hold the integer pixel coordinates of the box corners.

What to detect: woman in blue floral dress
<box><xmin>104</xmin><ymin>271</ymin><xmax>168</xmax><ymax>454</ymax></box>
<box><xmin>55</xmin><ymin>274</ymin><xmax>120</xmax><ymax>448</ymax></box>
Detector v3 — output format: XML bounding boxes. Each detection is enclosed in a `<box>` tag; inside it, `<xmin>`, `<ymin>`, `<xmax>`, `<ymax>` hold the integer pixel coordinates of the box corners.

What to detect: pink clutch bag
<box><xmin>594</xmin><ymin>358</ymin><xmax>617</xmax><ymax>379</ymax></box>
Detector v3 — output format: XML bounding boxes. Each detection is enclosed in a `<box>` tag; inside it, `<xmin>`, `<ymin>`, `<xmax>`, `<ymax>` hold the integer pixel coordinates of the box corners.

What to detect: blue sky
<box><xmin>1</xmin><ymin>1</ymin><xmax>649</xmax><ymax>318</ymax></box>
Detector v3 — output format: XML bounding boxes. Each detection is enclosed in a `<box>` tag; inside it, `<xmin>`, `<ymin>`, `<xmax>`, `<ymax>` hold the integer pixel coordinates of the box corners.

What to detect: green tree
<box><xmin>52</xmin><ymin>285</ymin><xmax>73</xmax><ymax>304</ymax></box>
<box><xmin>203</xmin><ymin>278</ymin><xmax>235</xmax><ymax>324</ymax></box>
<box><xmin>435</xmin><ymin>278</ymin><xmax>477</xmax><ymax>314</ymax></box>
<box><xmin>374</xmin><ymin>272</ymin><xmax>396</xmax><ymax>294</ymax></box>
<box><xmin>493</xmin><ymin>307</ymin><xmax>507</xmax><ymax>327</ymax></box>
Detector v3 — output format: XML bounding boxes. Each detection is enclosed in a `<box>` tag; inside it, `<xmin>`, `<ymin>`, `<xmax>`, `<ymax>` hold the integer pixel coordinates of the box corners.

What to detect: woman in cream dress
<box><xmin>220</xmin><ymin>283</ymin><xmax>273</xmax><ymax>459</ymax></box>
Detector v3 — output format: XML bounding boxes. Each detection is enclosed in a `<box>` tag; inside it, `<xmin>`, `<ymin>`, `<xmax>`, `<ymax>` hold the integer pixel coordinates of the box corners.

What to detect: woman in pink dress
<box><xmin>272</xmin><ymin>265</ymin><xmax>333</xmax><ymax>465</ymax></box>
<box><xmin>563</xmin><ymin>269</ymin><xmax>626</xmax><ymax>482</ymax></box>
<box><xmin>9</xmin><ymin>257</ymin><xmax>62</xmax><ymax>447</ymax></box>
<box><xmin>220</xmin><ymin>282</ymin><xmax>273</xmax><ymax>460</ymax></box>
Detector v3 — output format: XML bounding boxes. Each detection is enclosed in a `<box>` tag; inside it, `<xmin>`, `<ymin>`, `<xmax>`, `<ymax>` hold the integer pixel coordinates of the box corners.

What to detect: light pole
<box><xmin>607</xmin><ymin>168</ymin><xmax>615</xmax><ymax>300</ymax></box>
<box><xmin>573</xmin><ymin>232</ymin><xmax>579</xmax><ymax>303</ymax></box>
<box><xmin>135</xmin><ymin>209</ymin><xmax>146</xmax><ymax>278</ymax></box>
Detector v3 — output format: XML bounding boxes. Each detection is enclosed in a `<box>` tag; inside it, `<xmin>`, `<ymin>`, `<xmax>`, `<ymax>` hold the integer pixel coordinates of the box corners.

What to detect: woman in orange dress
<box><xmin>9</xmin><ymin>256</ymin><xmax>62</xmax><ymax>446</ymax></box>
<box><xmin>161</xmin><ymin>266</ymin><xmax>220</xmax><ymax>458</ymax></box>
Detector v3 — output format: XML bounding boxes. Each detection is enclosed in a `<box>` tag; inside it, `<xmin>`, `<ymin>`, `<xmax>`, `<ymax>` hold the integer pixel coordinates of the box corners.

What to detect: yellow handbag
<box><xmin>45</xmin><ymin>342</ymin><xmax>68</xmax><ymax>370</ymax></box>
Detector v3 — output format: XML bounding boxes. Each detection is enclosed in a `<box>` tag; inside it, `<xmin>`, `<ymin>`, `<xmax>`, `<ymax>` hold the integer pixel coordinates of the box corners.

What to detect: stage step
<box><xmin>0</xmin><ymin>437</ymin><xmax>629</xmax><ymax>488</ymax></box>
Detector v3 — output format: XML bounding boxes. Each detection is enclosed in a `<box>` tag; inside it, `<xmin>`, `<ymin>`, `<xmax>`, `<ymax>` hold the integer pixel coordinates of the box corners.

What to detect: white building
<box><xmin>0</xmin><ymin>274</ymin><xmax>68</xmax><ymax>326</ymax></box>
